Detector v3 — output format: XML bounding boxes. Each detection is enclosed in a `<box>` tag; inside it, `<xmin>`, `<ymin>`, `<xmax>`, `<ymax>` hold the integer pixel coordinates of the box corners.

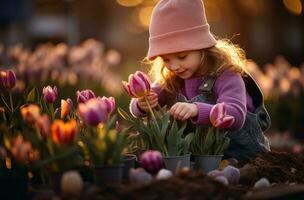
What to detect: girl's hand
<box><xmin>137</xmin><ymin>92</ymin><xmax>158</xmax><ymax>112</ymax></box>
<box><xmin>169</xmin><ymin>102</ymin><xmax>198</xmax><ymax>121</ymax></box>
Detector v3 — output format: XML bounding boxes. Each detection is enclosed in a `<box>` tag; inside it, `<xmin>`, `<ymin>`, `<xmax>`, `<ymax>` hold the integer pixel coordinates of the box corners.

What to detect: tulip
<box><xmin>140</xmin><ymin>150</ymin><xmax>163</xmax><ymax>175</ymax></box>
<box><xmin>207</xmin><ymin>169</ymin><xmax>223</xmax><ymax>178</ymax></box>
<box><xmin>42</xmin><ymin>86</ymin><xmax>58</xmax><ymax>103</ymax></box>
<box><xmin>52</xmin><ymin>119</ymin><xmax>77</xmax><ymax>144</ymax></box>
<box><xmin>98</xmin><ymin>96</ymin><xmax>115</xmax><ymax>114</ymax></box>
<box><xmin>77</xmin><ymin>98</ymin><xmax>109</xmax><ymax>126</ymax></box>
<box><xmin>76</xmin><ymin>89</ymin><xmax>96</xmax><ymax>104</ymax></box>
<box><xmin>61</xmin><ymin>98</ymin><xmax>73</xmax><ymax>118</ymax></box>
<box><xmin>35</xmin><ymin>114</ymin><xmax>51</xmax><ymax>137</ymax></box>
<box><xmin>210</xmin><ymin>102</ymin><xmax>235</xmax><ymax>129</ymax></box>
<box><xmin>0</xmin><ymin>69</ymin><xmax>16</xmax><ymax>90</ymax></box>
<box><xmin>11</xmin><ymin>135</ymin><xmax>39</xmax><ymax>163</ymax></box>
<box><xmin>20</xmin><ymin>104</ymin><xmax>41</xmax><ymax>124</ymax></box>
<box><xmin>122</xmin><ymin>71</ymin><xmax>151</xmax><ymax>98</ymax></box>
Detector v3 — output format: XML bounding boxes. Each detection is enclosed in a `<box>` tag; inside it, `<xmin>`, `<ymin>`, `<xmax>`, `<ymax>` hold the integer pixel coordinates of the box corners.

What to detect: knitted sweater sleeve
<box><xmin>130</xmin><ymin>82</ymin><xmax>167</xmax><ymax>117</ymax></box>
<box><xmin>191</xmin><ymin>71</ymin><xmax>247</xmax><ymax>131</ymax></box>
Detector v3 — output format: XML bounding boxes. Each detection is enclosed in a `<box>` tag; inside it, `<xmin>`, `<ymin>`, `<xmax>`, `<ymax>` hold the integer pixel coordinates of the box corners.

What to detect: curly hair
<box><xmin>144</xmin><ymin>39</ymin><xmax>247</xmax><ymax>96</ymax></box>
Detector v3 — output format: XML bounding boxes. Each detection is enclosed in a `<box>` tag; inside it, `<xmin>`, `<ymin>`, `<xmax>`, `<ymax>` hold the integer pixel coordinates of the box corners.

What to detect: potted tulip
<box><xmin>77</xmin><ymin>96</ymin><xmax>128</xmax><ymax>184</ymax></box>
<box><xmin>120</xmin><ymin>71</ymin><xmax>192</xmax><ymax>172</ymax></box>
<box><xmin>187</xmin><ymin>103</ymin><xmax>233</xmax><ymax>172</ymax></box>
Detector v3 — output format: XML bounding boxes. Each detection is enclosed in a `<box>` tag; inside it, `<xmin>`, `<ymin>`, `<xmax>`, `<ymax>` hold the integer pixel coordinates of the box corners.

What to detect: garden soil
<box><xmin>44</xmin><ymin>151</ymin><xmax>304</xmax><ymax>200</ymax></box>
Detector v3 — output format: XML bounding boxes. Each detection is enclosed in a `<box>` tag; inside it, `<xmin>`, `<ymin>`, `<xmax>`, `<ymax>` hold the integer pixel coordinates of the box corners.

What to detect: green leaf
<box><xmin>26</xmin><ymin>87</ymin><xmax>39</xmax><ymax>103</ymax></box>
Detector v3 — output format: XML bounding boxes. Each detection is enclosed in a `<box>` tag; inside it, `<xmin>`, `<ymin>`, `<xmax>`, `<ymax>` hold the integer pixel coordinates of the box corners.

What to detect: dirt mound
<box><xmin>239</xmin><ymin>151</ymin><xmax>304</xmax><ymax>186</ymax></box>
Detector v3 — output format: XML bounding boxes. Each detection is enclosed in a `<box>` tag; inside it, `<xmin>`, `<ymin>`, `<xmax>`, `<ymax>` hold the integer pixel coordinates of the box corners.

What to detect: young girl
<box><xmin>130</xmin><ymin>0</ymin><xmax>270</xmax><ymax>160</ymax></box>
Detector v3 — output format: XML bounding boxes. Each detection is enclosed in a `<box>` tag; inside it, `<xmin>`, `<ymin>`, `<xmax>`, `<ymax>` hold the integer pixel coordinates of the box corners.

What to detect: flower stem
<box><xmin>49</xmin><ymin>103</ymin><xmax>55</xmax><ymax>120</ymax></box>
<box><xmin>144</xmin><ymin>96</ymin><xmax>157</xmax><ymax>123</ymax></box>
<box><xmin>9</xmin><ymin>91</ymin><xmax>14</xmax><ymax>113</ymax></box>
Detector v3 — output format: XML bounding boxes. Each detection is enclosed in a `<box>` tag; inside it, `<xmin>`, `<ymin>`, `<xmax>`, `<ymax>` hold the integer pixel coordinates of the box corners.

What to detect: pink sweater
<box><xmin>130</xmin><ymin>71</ymin><xmax>254</xmax><ymax>131</ymax></box>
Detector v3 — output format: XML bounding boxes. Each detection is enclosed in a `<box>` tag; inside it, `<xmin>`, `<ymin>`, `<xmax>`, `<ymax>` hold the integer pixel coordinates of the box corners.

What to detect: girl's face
<box><xmin>161</xmin><ymin>50</ymin><xmax>204</xmax><ymax>79</ymax></box>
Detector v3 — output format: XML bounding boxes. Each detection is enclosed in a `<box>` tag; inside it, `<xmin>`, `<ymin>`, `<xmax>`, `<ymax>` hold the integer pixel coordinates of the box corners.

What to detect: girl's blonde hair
<box><xmin>144</xmin><ymin>39</ymin><xmax>247</xmax><ymax>96</ymax></box>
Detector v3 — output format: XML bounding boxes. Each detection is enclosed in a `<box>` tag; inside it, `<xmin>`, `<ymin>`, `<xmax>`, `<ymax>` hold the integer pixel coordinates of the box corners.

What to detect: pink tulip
<box><xmin>210</xmin><ymin>102</ymin><xmax>235</xmax><ymax>129</ymax></box>
<box><xmin>0</xmin><ymin>69</ymin><xmax>16</xmax><ymax>90</ymax></box>
<box><xmin>140</xmin><ymin>150</ymin><xmax>163</xmax><ymax>175</ymax></box>
<box><xmin>61</xmin><ymin>98</ymin><xmax>73</xmax><ymax>118</ymax></box>
<box><xmin>42</xmin><ymin>86</ymin><xmax>58</xmax><ymax>103</ymax></box>
<box><xmin>122</xmin><ymin>71</ymin><xmax>151</xmax><ymax>98</ymax></box>
<box><xmin>77</xmin><ymin>98</ymin><xmax>109</xmax><ymax>126</ymax></box>
<box><xmin>76</xmin><ymin>89</ymin><xmax>96</xmax><ymax>104</ymax></box>
<box><xmin>98</xmin><ymin>96</ymin><xmax>115</xmax><ymax>114</ymax></box>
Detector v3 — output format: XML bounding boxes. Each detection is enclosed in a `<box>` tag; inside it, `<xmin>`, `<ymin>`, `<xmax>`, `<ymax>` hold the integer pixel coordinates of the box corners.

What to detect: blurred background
<box><xmin>0</xmin><ymin>0</ymin><xmax>304</xmax><ymax>150</ymax></box>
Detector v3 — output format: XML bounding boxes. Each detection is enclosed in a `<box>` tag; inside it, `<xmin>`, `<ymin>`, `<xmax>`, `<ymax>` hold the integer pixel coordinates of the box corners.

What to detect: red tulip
<box><xmin>210</xmin><ymin>103</ymin><xmax>235</xmax><ymax>129</ymax></box>
<box><xmin>51</xmin><ymin>119</ymin><xmax>77</xmax><ymax>144</ymax></box>
<box><xmin>42</xmin><ymin>86</ymin><xmax>58</xmax><ymax>103</ymax></box>
<box><xmin>122</xmin><ymin>71</ymin><xmax>151</xmax><ymax>98</ymax></box>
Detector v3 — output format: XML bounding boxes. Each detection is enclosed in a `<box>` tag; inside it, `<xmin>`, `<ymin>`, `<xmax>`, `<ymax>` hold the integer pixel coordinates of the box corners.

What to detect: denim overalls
<box><xmin>167</xmin><ymin>73</ymin><xmax>271</xmax><ymax>161</ymax></box>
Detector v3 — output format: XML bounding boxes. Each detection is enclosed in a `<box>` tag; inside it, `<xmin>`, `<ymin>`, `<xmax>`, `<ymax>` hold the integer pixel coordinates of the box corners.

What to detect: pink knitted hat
<box><xmin>148</xmin><ymin>0</ymin><xmax>216</xmax><ymax>60</ymax></box>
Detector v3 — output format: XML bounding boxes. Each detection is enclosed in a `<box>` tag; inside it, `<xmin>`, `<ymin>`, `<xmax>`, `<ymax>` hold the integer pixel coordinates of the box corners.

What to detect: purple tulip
<box><xmin>122</xmin><ymin>71</ymin><xmax>151</xmax><ymax>98</ymax></box>
<box><xmin>0</xmin><ymin>69</ymin><xmax>16</xmax><ymax>90</ymax></box>
<box><xmin>42</xmin><ymin>86</ymin><xmax>58</xmax><ymax>103</ymax></box>
<box><xmin>222</xmin><ymin>165</ymin><xmax>240</xmax><ymax>185</ymax></box>
<box><xmin>140</xmin><ymin>150</ymin><xmax>163</xmax><ymax>175</ymax></box>
<box><xmin>77</xmin><ymin>98</ymin><xmax>109</xmax><ymax>126</ymax></box>
<box><xmin>76</xmin><ymin>89</ymin><xmax>96</xmax><ymax>104</ymax></box>
<box><xmin>210</xmin><ymin>102</ymin><xmax>235</xmax><ymax>129</ymax></box>
<box><xmin>98</xmin><ymin>96</ymin><xmax>116</xmax><ymax>114</ymax></box>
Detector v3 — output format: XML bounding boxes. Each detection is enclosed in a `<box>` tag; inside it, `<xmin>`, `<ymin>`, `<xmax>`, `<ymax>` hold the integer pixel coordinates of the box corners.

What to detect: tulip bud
<box><xmin>0</xmin><ymin>70</ymin><xmax>16</xmax><ymax>90</ymax></box>
<box><xmin>61</xmin><ymin>170</ymin><xmax>83</xmax><ymax>196</ymax></box>
<box><xmin>77</xmin><ymin>98</ymin><xmax>109</xmax><ymax>126</ymax></box>
<box><xmin>156</xmin><ymin>169</ymin><xmax>173</xmax><ymax>180</ymax></box>
<box><xmin>222</xmin><ymin>165</ymin><xmax>240</xmax><ymax>185</ymax></box>
<box><xmin>20</xmin><ymin>104</ymin><xmax>41</xmax><ymax>124</ymax></box>
<box><xmin>129</xmin><ymin>168</ymin><xmax>153</xmax><ymax>185</ymax></box>
<box><xmin>42</xmin><ymin>86</ymin><xmax>58</xmax><ymax>103</ymax></box>
<box><xmin>98</xmin><ymin>96</ymin><xmax>115</xmax><ymax>114</ymax></box>
<box><xmin>122</xmin><ymin>71</ymin><xmax>151</xmax><ymax>98</ymax></box>
<box><xmin>76</xmin><ymin>89</ymin><xmax>96</xmax><ymax>104</ymax></box>
<box><xmin>210</xmin><ymin>102</ymin><xmax>235</xmax><ymax>129</ymax></box>
<box><xmin>61</xmin><ymin>98</ymin><xmax>73</xmax><ymax>118</ymax></box>
<box><xmin>140</xmin><ymin>150</ymin><xmax>163</xmax><ymax>175</ymax></box>
<box><xmin>254</xmin><ymin>177</ymin><xmax>270</xmax><ymax>188</ymax></box>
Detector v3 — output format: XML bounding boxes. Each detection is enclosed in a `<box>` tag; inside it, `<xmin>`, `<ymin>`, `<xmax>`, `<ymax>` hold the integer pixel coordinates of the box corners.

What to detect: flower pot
<box><xmin>122</xmin><ymin>154</ymin><xmax>137</xmax><ymax>181</ymax></box>
<box><xmin>94</xmin><ymin>164</ymin><xmax>124</xmax><ymax>185</ymax></box>
<box><xmin>193</xmin><ymin>155</ymin><xmax>223</xmax><ymax>173</ymax></box>
<box><xmin>163</xmin><ymin>154</ymin><xmax>191</xmax><ymax>173</ymax></box>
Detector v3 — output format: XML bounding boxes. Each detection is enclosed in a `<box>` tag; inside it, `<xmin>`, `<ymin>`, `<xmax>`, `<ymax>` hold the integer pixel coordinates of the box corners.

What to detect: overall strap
<box><xmin>198</xmin><ymin>75</ymin><xmax>216</xmax><ymax>103</ymax></box>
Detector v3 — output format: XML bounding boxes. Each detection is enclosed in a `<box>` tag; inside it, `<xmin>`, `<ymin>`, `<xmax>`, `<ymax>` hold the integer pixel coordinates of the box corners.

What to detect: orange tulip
<box><xmin>52</xmin><ymin>119</ymin><xmax>77</xmax><ymax>144</ymax></box>
<box><xmin>20</xmin><ymin>104</ymin><xmax>41</xmax><ymax>124</ymax></box>
<box><xmin>61</xmin><ymin>98</ymin><xmax>73</xmax><ymax>118</ymax></box>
